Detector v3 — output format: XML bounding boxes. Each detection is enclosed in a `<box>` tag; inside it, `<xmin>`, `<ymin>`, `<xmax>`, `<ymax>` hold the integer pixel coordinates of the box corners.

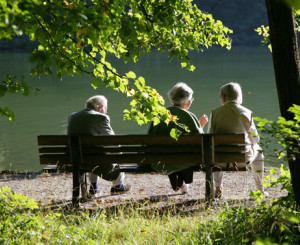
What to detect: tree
<box><xmin>0</xmin><ymin>0</ymin><xmax>232</xmax><ymax>133</ymax></box>
<box><xmin>265</xmin><ymin>0</ymin><xmax>300</xmax><ymax>209</ymax></box>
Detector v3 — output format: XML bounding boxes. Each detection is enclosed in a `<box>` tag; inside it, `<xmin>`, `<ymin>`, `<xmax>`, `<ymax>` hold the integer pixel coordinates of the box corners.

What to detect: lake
<box><xmin>0</xmin><ymin>47</ymin><xmax>281</xmax><ymax>172</ymax></box>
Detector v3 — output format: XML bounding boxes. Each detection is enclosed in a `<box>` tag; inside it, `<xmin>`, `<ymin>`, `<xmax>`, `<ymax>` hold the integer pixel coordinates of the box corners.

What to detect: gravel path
<box><xmin>0</xmin><ymin>167</ymin><xmax>287</xmax><ymax>210</ymax></box>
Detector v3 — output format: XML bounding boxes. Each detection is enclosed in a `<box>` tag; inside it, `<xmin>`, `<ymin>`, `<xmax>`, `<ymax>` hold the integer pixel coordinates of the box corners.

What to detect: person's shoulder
<box><xmin>236</xmin><ymin>104</ymin><xmax>252</xmax><ymax>115</ymax></box>
<box><xmin>90</xmin><ymin>111</ymin><xmax>111</xmax><ymax>122</ymax></box>
<box><xmin>168</xmin><ymin>106</ymin><xmax>192</xmax><ymax>116</ymax></box>
<box><xmin>69</xmin><ymin>109</ymin><xmax>85</xmax><ymax>118</ymax></box>
<box><xmin>211</xmin><ymin>105</ymin><xmax>223</xmax><ymax>113</ymax></box>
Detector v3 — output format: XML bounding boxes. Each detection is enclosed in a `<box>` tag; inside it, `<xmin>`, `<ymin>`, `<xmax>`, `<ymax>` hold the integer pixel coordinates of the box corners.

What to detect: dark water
<box><xmin>0</xmin><ymin>47</ymin><xmax>281</xmax><ymax>172</ymax></box>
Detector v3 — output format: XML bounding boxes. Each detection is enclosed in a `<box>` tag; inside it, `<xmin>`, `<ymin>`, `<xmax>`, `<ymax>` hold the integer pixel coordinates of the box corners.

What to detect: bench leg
<box><xmin>70</xmin><ymin>136</ymin><xmax>83</xmax><ymax>207</ymax></box>
<box><xmin>72</xmin><ymin>168</ymin><xmax>80</xmax><ymax>207</ymax></box>
<box><xmin>205</xmin><ymin>167</ymin><xmax>213</xmax><ymax>204</ymax></box>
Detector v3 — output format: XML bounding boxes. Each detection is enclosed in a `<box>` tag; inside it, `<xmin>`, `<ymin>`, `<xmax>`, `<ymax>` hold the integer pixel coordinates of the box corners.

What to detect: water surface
<box><xmin>0</xmin><ymin>47</ymin><xmax>281</xmax><ymax>172</ymax></box>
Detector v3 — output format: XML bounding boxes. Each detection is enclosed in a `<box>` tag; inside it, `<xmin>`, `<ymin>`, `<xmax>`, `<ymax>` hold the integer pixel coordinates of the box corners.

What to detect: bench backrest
<box><xmin>38</xmin><ymin>134</ymin><xmax>246</xmax><ymax>171</ymax></box>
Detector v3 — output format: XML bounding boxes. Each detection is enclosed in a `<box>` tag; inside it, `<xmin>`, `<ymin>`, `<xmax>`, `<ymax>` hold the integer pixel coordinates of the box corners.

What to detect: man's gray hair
<box><xmin>85</xmin><ymin>95</ymin><xmax>107</xmax><ymax>110</ymax></box>
<box><xmin>168</xmin><ymin>82</ymin><xmax>193</xmax><ymax>105</ymax></box>
<box><xmin>219</xmin><ymin>82</ymin><xmax>243</xmax><ymax>105</ymax></box>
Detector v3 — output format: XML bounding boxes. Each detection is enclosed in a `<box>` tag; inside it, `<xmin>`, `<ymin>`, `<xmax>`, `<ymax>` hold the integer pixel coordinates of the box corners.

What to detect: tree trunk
<box><xmin>265</xmin><ymin>0</ymin><xmax>300</xmax><ymax>210</ymax></box>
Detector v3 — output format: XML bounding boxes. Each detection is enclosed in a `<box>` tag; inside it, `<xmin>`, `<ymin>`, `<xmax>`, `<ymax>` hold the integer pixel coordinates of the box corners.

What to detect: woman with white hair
<box><xmin>148</xmin><ymin>82</ymin><xmax>208</xmax><ymax>193</ymax></box>
<box><xmin>208</xmin><ymin>82</ymin><xmax>265</xmax><ymax>198</ymax></box>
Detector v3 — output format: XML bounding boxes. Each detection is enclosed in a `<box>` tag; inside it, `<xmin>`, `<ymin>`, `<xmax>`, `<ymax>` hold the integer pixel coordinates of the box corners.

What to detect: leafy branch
<box><xmin>1</xmin><ymin>0</ymin><xmax>232</xmax><ymax>128</ymax></box>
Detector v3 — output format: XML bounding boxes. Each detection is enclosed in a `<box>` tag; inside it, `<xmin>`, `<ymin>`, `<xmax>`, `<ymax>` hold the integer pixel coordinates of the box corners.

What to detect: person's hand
<box><xmin>199</xmin><ymin>114</ymin><xmax>208</xmax><ymax>128</ymax></box>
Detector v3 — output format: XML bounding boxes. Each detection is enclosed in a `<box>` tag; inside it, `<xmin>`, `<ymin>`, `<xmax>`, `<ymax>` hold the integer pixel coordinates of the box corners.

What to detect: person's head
<box><xmin>219</xmin><ymin>82</ymin><xmax>243</xmax><ymax>105</ymax></box>
<box><xmin>168</xmin><ymin>82</ymin><xmax>194</xmax><ymax>110</ymax></box>
<box><xmin>85</xmin><ymin>95</ymin><xmax>108</xmax><ymax>114</ymax></box>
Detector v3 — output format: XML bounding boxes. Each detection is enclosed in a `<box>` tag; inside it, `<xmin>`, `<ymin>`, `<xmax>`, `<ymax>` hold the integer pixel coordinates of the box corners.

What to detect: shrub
<box><xmin>0</xmin><ymin>185</ymin><xmax>41</xmax><ymax>243</ymax></box>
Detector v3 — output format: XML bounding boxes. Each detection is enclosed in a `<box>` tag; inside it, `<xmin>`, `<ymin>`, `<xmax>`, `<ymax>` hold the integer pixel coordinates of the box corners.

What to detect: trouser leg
<box><xmin>168</xmin><ymin>170</ymin><xmax>193</xmax><ymax>191</ymax></box>
<box><xmin>89</xmin><ymin>172</ymin><xmax>98</xmax><ymax>183</ymax></box>
<box><xmin>168</xmin><ymin>172</ymin><xmax>181</xmax><ymax>191</ymax></box>
<box><xmin>79</xmin><ymin>173</ymin><xmax>88</xmax><ymax>199</ymax></box>
<box><xmin>92</xmin><ymin>163</ymin><xmax>125</xmax><ymax>186</ymax></box>
<box><xmin>251</xmin><ymin>154</ymin><xmax>264</xmax><ymax>192</ymax></box>
<box><xmin>178</xmin><ymin>169</ymin><xmax>193</xmax><ymax>184</ymax></box>
<box><xmin>88</xmin><ymin>172</ymin><xmax>98</xmax><ymax>192</ymax></box>
<box><xmin>213</xmin><ymin>171</ymin><xmax>224</xmax><ymax>188</ymax></box>
<box><xmin>112</xmin><ymin>172</ymin><xmax>125</xmax><ymax>187</ymax></box>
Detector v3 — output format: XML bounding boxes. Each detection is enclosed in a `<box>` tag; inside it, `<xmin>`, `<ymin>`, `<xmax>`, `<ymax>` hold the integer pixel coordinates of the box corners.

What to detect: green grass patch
<box><xmin>1</xmin><ymin>184</ymin><xmax>299</xmax><ymax>244</ymax></box>
<box><xmin>1</xmin><ymin>166</ymin><xmax>299</xmax><ymax>244</ymax></box>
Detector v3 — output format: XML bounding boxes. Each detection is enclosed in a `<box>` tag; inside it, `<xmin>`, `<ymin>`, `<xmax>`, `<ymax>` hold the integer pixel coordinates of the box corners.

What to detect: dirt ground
<box><xmin>0</xmin><ymin>167</ymin><xmax>287</xmax><ymax>211</ymax></box>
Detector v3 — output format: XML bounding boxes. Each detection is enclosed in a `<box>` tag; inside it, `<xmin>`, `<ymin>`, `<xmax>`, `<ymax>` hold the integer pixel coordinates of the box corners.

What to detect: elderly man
<box><xmin>208</xmin><ymin>82</ymin><xmax>265</xmax><ymax>198</ymax></box>
<box><xmin>148</xmin><ymin>82</ymin><xmax>208</xmax><ymax>194</ymax></box>
<box><xmin>67</xmin><ymin>95</ymin><xmax>131</xmax><ymax>196</ymax></box>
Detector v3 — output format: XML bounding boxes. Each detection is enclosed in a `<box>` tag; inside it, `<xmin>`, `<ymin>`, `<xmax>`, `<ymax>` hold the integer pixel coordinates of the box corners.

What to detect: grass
<box><xmin>1</xmin><ymin>165</ymin><xmax>299</xmax><ymax>244</ymax></box>
<box><xmin>0</xmin><ymin>189</ymin><xmax>299</xmax><ymax>245</ymax></box>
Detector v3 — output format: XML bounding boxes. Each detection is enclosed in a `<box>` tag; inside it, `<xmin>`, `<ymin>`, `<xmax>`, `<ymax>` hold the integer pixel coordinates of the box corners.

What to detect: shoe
<box><xmin>111</xmin><ymin>184</ymin><xmax>131</xmax><ymax>195</ymax></box>
<box><xmin>181</xmin><ymin>184</ymin><xmax>189</xmax><ymax>194</ymax></box>
<box><xmin>214</xmin><ymin>187</ymin><xmax>222</xmax><ymax>199</ymax></box>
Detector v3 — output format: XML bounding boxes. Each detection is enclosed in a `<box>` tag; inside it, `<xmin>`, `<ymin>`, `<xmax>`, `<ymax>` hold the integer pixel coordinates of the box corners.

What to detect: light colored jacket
<box><xmin>67</xmin><ymin>108</ymin><xmax>115</xmax><ymax>136</ymax></box>
<box><xmin>208</xmin><ymin>102</ymin><xmax>261</xmax><ymax>162</ymax></box>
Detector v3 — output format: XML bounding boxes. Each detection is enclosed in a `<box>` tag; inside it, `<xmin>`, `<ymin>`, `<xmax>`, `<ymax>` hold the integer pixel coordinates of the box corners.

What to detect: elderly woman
<box><xmin>148</xmin><ymin>82</ymin><xmax>208</xmax><ymax>194</ymax></box>
<box><xmin>208</xmin><ymin>82</ymin><xmax>265</xmax><ymax>198</ymax></box>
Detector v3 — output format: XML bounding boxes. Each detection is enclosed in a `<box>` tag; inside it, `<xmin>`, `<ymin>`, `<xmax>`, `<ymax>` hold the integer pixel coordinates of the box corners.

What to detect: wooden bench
<box><xmin>37</xmin><ymin>134</ymin><xmax>246</xmax><ymax>206</ymax></box>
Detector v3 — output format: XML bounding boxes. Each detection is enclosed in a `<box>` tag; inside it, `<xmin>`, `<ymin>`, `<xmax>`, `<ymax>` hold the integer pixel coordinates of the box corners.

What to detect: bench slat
<box><xmin>81</xmin><ymin>145</ymin><xmax>203</xmax><ymax>154</ymax></box>
<box><xmin>81</xmin><ymin>153</ymin><xmax>203</xmax><ymax>165</ymax></box>
<box><xmin>38</xmin><ymin>135</ymin><xmax>69</xmax><ymax>145</ymax></box>
<box><xmin>80</xmin><ymin>134</ymin><xmax>204</xmax><ymax>145</ymax></box>
<box><xmin>214</xmin><ymin>134</ymin><xmax>245</xmax><ymax>144</ymax></box>
<box><xmin>39</xmin><ymin>145</ymin><xmax>244</xmax><ymax>154</ymax></box>
<box><xmin>40</xmin><ymin>153</ymin><xmax>245</xmax><ymax>165</ymax></box>
<box><xmin>214</xmin><ymin>145</ymin><xmax>245</xmax><ymax>152</ymax></box>
<box><xmin>215</xmin><ymin>153</ymin><xmax>245</xmax><ymax>163</ymax></box>
<box><xmin>39</xmin><ymin>147</ymin><xmax>69</xmax><ymax>154</ymax></box>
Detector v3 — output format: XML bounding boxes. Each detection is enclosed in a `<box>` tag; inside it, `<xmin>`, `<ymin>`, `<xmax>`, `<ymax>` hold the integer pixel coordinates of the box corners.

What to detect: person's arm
<box><xmin>199</xmin><ymin>114</ymin><xmax>208</xmax><ymax>128</ymax></box>
<box><xmin>99</xmin><ymin>115</ymin><xmax>115</xmax><ymax>135</ymax></box>
<box><xmin>207</xmin><ymin>112</ymin><xmax>213</xmax><ymax>133</ymax></box>
<box><xmin>248</xmin><ymin>117</ymin><xmax>260</xmax><ymax>145</ymax></box>
<box><xmin>186</xmin><ymin>112</ymin><xmax>203</xmax><ymax>134</ymax></box>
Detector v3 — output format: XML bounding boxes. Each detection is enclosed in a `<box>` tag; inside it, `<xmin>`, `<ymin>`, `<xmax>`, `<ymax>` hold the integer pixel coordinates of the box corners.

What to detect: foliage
<box><xmin>255</xmin><ymin>0</ymin><xmax>300</xmax><ymax>52</ymax></box>
<box><xmin>0</xmin><ymin>75</ymin><xmax>39</xmax><ymax>121</ymax></box>
<box><xmin>254</xmin><ymin>25</ymin><xmax>272</xmax><ymax>51</ymax></box>
<box><xmin>254</xmin><ymin>104</ymin><xmax>300</xmax><ymax>162</ymax></box>
<box><xmin>285</xmin><ymin>0</ymin><xmax>300</xmax><ymax>14</ymax></box>
<box><xmin>0</xmin><ymin>181</ymin><xmax>299</xmax><ymax>244</ymax></box>
<box><xmin>207</xmin><ymin>165</ymin><xmax>299</xmax><ymax>244</ymax></box>
<box><xmin>252</xmin><ymin>104</ymin><xmax>300</xmax><ymax>243</ymax></box>
<box><xmin>0</xmin><ymin>0</ymin><xmax>232</xmax><ymax>130</ymax></box>
<box><xmin>0</xmin><ymin>185</ymin><xmax>41</xmax><ymax>243</ymax></box>
<box><xmin>250</xmin><ymin>166</ymin><xmax>300</xmax><ymax>244</ymax></box>
<box><xmin>263</xmin><ymin>165</ymin><xmax>295</xmax><ymax>208</ymax></box>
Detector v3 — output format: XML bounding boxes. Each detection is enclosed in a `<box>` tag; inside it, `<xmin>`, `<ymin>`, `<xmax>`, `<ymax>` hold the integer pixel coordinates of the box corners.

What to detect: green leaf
<box><xmin>125</xmin><ymin>71</ymin><xmax>136</xmax><ymax>79</ymax></box>
<box><xmin>21</xmin><ymin>80</ymin><xmax>30</xmax><ymax>96</ymax></box>
<box><xmin>0</xmin><ymin>84</ymin><xmax>8</xmax><ymax>97</ymax></box>
<box><xmin>170</xmin><ymin>128</ymin><xmax>181</xmax><ymax>140</ymax></box>
<box><xmin>270</xmin><ymin>168</ymin><xmax>276</xmax><ymax>176</ymax></box>
<box><xmin>91</xmin><ymin>79</ymin><xmax>100</xmax><ymax>89</ymax></box>
<box><xmin>257</xmin><ymin>122</ymin><xmax>265</xmax><ymax>127</ymax></box>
